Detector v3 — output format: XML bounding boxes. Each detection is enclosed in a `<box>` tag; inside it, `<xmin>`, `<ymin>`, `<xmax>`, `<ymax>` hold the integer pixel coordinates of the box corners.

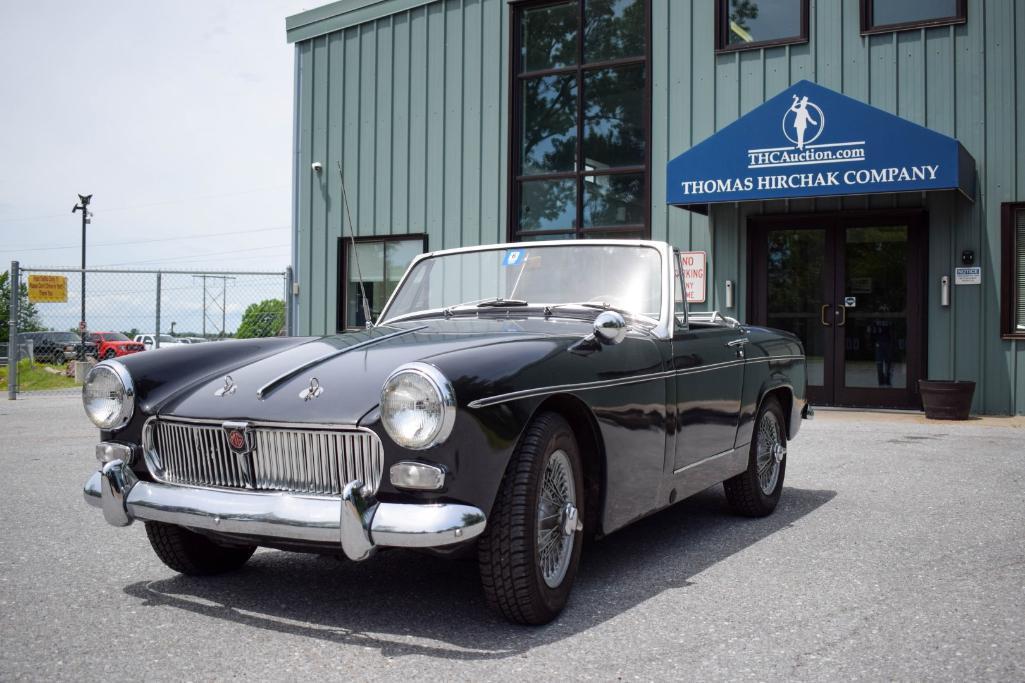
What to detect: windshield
<box><xmin>102</xmin><ymin>332</ymin><xmax>130</xmax><ymax>341</ymax></box>
<box><xmin>382</xmin><ymin>244</ymin><xmax>663</xmax><ymax>322</ymax></box>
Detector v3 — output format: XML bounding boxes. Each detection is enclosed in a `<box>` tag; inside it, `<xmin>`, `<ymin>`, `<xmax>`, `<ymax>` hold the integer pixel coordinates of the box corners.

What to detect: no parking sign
<box><xmin>678</xmin><ymin>251</ymin><xmax>707</xmax><ymax>303</ymax></box>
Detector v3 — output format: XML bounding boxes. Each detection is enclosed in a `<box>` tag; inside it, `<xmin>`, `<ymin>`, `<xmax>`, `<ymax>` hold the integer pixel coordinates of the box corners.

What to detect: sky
<box><xmin>0</xmin><ymin>1</ymin><xmax>316</xmax><ymax>334</ymax></box>
<box><xmin>0</xmin><ymin>0</ymin><xmax>315</xmax><ymax>272</ymax></box>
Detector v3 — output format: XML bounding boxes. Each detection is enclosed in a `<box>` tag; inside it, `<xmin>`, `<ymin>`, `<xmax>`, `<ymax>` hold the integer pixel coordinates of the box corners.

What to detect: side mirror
<box><xmin>593</xmin><ymin>311</ymin><xmax>627</xmax><ymax>346</ymax></box>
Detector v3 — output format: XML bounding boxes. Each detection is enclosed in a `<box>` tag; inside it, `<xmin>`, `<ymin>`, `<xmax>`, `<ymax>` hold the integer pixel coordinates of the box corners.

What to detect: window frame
<box><xmin>507</xmin><ymin>0</ymin><xmax>652</xmax><ymax>242</ymax></box>
<box><xmin>337</xmin><ymin>234</ymin><xmax>428</xmax><ymax>332</ymax></box>
<box><xmin>859</xmin><ymin>0</ymin><xmax>966</xmax><ymax>35</ymax></box>
<box><xmin>714</xmin><ymin>0</ymin><xmax>809</xmax><ymax>54</ymax></box>
<box><xmin>1001</xmin><ymin>203</ymin><xmax>1025</xmax><ymax>340</ymax></box>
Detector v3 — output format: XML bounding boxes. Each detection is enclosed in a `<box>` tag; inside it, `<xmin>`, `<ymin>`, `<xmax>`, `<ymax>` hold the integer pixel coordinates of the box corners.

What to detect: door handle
<box><xmin>726</xmin><ymin>338</ymin><xmax>749</xmax><ymax>348</ymax></box>
<box><xmin>836</xmin><ymin>305</ymin><xmax>847</xmax><ymax>327</ymax></box>
<box><xmin>820</xmin><ymin>304</ymin><xmax>832</xmax><ymax>327</ymax></box>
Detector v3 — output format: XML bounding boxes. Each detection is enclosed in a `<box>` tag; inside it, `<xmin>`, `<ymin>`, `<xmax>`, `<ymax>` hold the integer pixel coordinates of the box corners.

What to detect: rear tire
<box><xmin>723</xmin><ymin>396</ymin><xmax>787</xmax><ymax>517</ymax></box>
<box><xmin>145</xmin><ymin>522</ymin><xmax>256</xmax><ymax>576</ymax></box>
<box><xmin>478</xmin><ymin>412</ymin><xmax>585</xmax><ymax>625</ymax></box>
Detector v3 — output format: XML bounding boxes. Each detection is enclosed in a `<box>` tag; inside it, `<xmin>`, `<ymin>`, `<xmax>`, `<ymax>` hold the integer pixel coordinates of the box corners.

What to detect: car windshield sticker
<box><xmin>502</xmin><ymin>249</ymin><xmax>527</xmax><ymax>267</ymax></box>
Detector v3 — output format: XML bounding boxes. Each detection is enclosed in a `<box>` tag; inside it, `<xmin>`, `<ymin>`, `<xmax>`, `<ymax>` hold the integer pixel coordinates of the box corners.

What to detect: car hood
<box><xmin>158</xmin><ymin>317</ymin><xmax>605</xmax><ymax>425</ymax></box>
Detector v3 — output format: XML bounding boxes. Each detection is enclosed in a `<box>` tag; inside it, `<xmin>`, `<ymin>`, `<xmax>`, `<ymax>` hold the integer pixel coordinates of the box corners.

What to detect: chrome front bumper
<box><xmin>83</xmin><ymin>460</ymin><xmax>486</xmax><ymax>561</ymax></box>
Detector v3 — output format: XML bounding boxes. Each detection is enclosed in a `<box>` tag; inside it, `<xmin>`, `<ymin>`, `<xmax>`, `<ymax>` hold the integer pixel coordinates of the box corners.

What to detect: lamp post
<box><xmin>72</xmin><ymin>194</ymin><xmax>92</xmax><ymax>360</ymax></box>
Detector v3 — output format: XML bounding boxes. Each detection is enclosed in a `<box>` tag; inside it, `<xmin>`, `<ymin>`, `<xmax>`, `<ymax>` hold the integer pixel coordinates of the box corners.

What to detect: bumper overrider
<box><xmin>83</xmin><ymin>454</ymin><xmax>487</xmax><ymax>561</ymax></box>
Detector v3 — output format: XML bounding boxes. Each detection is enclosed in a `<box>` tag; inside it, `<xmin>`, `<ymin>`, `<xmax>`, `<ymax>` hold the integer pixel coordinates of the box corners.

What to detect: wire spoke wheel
<box><xmin>478</xmin><ymin>412</ymin><xmax>584</xmax><ymax>625</ymax></box>
<box><xmin>537</xmin><ymin>449</ymin><xmax>576</xmax><ymax>589</ymax></box>
<box><xmin>755</xmin><ymin>409</ymin><xmax>784</xmax><ymax>495</ymax></box>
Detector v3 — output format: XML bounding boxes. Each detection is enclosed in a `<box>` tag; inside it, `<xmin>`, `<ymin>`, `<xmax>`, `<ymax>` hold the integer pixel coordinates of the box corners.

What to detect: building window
<box><xmin>510</xmin><ymin>0</ymin><xmax>649</xmax><ymax>242</ymax></box>
<box><xmin>860</xmin><ymin>0</ymin><xmax>966</xmax><ymax>35</ymax></box>
<box><xmin>1001</xmin><ymin>204</ymin><xmax>1025</xmax><ymax>339</ymax></box>
<box><xmin>715</xmin><ymin>0</ymin><xmax>808</xmax><ymax>53</ymax></box>
<box><xmin>338</xmin><ymin>236</ymin><xmax>426</xmax><ymax>330</ymax></box>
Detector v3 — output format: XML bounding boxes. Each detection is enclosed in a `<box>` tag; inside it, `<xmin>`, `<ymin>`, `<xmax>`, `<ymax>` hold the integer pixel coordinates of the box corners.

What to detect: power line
<box><xmin>94</xmin><ymin>243</ymin><xmax>290</xmax><ymax>268</ymax></box>
<box><xmin>5</xmin><ymin>225</ymin><xmax>289</xmax><ymax>252</ymax></box>
<box><xmin>0</xmin><ymin>186</ymin><xmax>288</xmax><ymax>224</ymax></box>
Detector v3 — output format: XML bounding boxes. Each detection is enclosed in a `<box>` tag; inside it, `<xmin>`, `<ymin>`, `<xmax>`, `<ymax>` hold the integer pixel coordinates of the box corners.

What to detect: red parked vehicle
<box><xmin>88</xmin><ymin>332</ymin><xmax>145</xmax><ymax>360</ymax></box>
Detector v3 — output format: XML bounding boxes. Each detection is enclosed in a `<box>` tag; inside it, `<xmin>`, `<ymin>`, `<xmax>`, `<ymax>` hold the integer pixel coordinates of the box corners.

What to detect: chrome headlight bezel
<box><xmin>380</xmin><ymin>362</ymin><xmax>456</xmax><ymax>450</ymax></box>
<box><xmin>82</xmin><ymin>360</ymin><xmax>135</xmax><ymax>431</ymax></box>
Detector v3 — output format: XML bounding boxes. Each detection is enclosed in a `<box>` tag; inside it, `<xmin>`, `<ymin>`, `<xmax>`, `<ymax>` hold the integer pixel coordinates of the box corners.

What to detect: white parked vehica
<box><xmin>134</xmin><ymin>334</ymin><xmax>185</xmax><ymax>351</ymax></box>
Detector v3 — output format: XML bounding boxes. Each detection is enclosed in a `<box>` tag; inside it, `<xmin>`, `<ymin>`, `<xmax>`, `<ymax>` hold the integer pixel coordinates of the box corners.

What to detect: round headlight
<box><xmin>380</xmin><ymin>362</ymin><xmax>456</xmax><ymax>450</ymax></box>
<box><xmin>82</xmin><ymin>361</ymin><xmax>135</xmax><ymax>430</ymax></box>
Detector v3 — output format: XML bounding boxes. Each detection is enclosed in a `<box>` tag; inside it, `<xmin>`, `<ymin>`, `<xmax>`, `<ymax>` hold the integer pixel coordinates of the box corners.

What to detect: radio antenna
<box><xmin>337</xmin><ymin>162</ymin><xmax>373</xmax><ymax>329</ymax></box>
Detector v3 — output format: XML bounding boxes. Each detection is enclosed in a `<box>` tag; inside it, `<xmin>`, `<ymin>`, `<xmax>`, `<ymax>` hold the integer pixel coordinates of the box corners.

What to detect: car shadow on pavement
<box><xmin>122</xmin><ymin>485</ymin><xmax>835</xmax><ymax>660</ymax></box>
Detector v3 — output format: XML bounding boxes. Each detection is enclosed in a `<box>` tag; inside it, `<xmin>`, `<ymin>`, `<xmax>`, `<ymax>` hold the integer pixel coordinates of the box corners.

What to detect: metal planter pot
<box><xmin>918</xmin><ymin>380</ymin><xmax>976</xmax><ymax>420</ymax></box>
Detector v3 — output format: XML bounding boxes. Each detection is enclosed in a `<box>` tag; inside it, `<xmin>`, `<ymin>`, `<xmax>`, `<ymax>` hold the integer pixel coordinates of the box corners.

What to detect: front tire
<box><xmin>145</xmin><ymin>522</ymin><xmax>256</xmax><ymax>576</ymax></box>
<box><xmin>478</xmin><ymin>412</ymin><xmax>585</xmax><ymax>625</ymax></box>
<box><xmin>103</xmin><ymin>349</ymin><xmax>116</xmax><ymax>360</ymax></box>
<box><xmin>723</xmin><ymin>396</ymin><xmax>787</xmax><ymax>517</ymax></box>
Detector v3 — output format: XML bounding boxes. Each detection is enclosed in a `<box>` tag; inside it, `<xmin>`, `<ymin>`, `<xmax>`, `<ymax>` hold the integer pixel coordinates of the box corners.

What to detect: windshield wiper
<box><xmin>475</xmin><ymin>298</ymin><xmax>528</xmax><ymax>308</ymax></box>
<box><xmin>549</xmin><ymin>301</ymin><xmax>624</xmax><ymax>314</ymax></box>
<box><xmin>387</xmin><ymin>298</ymin><xmax>530</xmax><ymax>322</ymax></box>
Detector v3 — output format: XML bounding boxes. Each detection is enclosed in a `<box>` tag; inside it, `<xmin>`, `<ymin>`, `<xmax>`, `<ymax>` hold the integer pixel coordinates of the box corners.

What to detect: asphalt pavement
<box><xmin>1</xmin><ymin>396</ymin><xmax>1023</xmax><ymax>681</ymax></box>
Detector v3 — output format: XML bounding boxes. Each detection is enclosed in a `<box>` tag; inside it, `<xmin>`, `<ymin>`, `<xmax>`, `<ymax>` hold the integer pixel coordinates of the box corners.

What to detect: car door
<box><xmin>669</xmin><ymin>255</ymin><xmax>746</xmax><ymax>472</ymax></box>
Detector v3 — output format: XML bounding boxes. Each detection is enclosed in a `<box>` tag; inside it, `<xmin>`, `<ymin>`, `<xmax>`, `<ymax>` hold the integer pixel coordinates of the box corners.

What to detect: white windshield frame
<box><xmin>377</xmin><ymin>240</ymin><xmax>675</xmax><ymax>340</ymax></box>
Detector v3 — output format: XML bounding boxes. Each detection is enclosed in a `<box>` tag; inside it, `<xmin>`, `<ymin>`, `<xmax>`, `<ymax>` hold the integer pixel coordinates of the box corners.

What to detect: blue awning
<box><xmin>667</xmin><ymin>80</ymin><xmax>975</xmax><ymax>212</ymax></box>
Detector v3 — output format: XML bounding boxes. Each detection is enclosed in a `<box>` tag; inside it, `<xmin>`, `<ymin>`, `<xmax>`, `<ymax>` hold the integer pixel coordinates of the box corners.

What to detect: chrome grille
<box><xmin>145</xmin><ymin>419</ymin><xmax>384</xmax><ymax>494</ymax></box>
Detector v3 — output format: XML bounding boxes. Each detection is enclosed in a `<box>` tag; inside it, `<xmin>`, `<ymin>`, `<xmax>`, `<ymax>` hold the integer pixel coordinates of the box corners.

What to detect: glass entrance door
<box><xmin>836</xmin><ymin>225</ymin><xmax>913</xmax><ymax>406</ymax></box>
<box><xmin>764</xmin><ymin>227</ymin><xmax>832</xmax><ymax>404</ymax></box>
<box><xmin>751</xmin><ymin>213</ymin><xmax>926</xmax><ymax>409</ymax></box>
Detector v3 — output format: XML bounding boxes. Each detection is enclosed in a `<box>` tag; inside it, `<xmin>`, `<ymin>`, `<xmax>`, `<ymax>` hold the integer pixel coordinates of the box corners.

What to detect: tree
<box><xmin>728</xmin><ymin>0</ymin><xmax>760</xmax><ymax>44</ymax></box>
<box><xmin>0</xmin><ymin>271</ymin><xmax>43</xmax><ymax>343</ymax></box>
<box><xmin>236</xmin><ymin>299</ymin><xmax>285</xmax><ymax>339</ymax></box>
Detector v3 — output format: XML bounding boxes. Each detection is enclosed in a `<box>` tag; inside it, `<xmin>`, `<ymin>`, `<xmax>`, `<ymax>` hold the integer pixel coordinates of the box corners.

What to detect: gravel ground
<box><xmin>1</xmin><ymin>396</ymin><xmax>1023</xmax><ymax>681</ymax></box>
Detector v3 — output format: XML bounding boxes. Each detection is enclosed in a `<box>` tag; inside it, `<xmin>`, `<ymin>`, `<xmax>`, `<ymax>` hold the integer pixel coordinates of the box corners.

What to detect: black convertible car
<box><xmin>82</xmin><ymin>240</ymin><xmax>809</xmax><ymax>624</ymax></box>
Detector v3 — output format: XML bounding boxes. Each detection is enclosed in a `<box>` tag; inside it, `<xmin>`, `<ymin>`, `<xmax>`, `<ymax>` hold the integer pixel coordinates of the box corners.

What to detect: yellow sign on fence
<box><xmin>27</xmin><ymin>274</ymin><xmax>68</xmax><ymax>303</ymax></box>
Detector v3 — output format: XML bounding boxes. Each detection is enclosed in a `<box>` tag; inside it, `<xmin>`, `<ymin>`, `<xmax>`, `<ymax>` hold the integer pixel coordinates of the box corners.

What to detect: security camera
<box><xmin>311</xmin><ymin>161</ymin><xmax>323</xmax><ymax>173</ymax></box>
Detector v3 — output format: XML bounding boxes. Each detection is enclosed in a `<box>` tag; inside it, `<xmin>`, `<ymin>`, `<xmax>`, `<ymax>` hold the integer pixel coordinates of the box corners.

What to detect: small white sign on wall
<box><xmin>679</xmin><ymin>251</ymin><xmax>707</xmax><ymax>303</ymax></box>
<box><xmin>954</xmin><ymin>266</ymin><xmax>981</xmax><ymax>285</ymax></box>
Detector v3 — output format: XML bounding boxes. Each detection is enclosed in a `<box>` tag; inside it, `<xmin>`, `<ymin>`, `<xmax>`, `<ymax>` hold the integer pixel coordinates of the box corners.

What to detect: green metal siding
<box><xmin>293</xmin><ymin>0</ymin><xmax>508</xmax><ymax>336</ymax></box>
<box><xmin>291</xmin><ymin>0</ymin><xmax>1024</xmax><ymax>413</ymax></box>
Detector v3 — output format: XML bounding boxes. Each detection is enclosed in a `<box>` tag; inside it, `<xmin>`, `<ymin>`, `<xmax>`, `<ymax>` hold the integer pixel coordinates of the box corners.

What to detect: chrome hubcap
<box><xmin>756</xmin><ymin>411</ymin><xmax>785</xmax><ymax>495</ymax></box>
<box><xmin>537</xmin><ymin>449</ymin><xmax>578</xmax><ymax>588</ymax></box>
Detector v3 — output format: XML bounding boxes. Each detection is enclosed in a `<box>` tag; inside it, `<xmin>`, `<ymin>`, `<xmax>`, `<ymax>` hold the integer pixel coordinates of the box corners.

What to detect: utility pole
<box><xmin>193</xmin><ymin>274</ymin><xmax>235</xmax><ymax>337</ymax></box>
<box><xmin>72</xmin><ymin>194</ymin><xmax>92</xmax><ymax>360</ymax></box>
<box><xmin>221</xmin><ymin>276</ymin><xmax>227</xmax><ymax>337</ymax></box>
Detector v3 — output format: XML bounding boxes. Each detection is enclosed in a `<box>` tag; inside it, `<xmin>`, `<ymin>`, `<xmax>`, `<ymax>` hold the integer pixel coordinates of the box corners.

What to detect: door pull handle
<box><xmin>820</xmin><ymin>304</ymin><xmax>832</xmax><ymax>327</ymax></box>
<box><xmin>836</xmin><ymin>305</ymin><xmax>847</xmax><ymax>327</ymax></box>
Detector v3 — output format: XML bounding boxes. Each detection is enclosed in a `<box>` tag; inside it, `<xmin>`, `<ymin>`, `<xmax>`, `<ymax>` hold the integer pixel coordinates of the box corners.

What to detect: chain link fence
<box><xmin>4</xmin><ymin>262</ymin><xmax>293</xmax><ymax>398</ymax></box>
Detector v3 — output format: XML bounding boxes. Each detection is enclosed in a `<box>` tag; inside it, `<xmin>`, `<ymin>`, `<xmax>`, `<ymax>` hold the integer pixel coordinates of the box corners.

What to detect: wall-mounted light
<box><xmin>725</xmin><ymin>279</ymin><xmax>735</xmax><ymax>309</ymax></box>
<box><xmin>941</xmin><ymin>275</ymin><xmax>950</xmax><ymax>307</ymax></box>
<box><xmin>311</xmin><ymin>161</ymin><xmax>323</xmax><ymax>173</ymax></box>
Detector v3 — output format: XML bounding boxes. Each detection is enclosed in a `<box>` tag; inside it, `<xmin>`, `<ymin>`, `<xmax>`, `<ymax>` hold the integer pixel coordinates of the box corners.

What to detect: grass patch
<box><xmin>0</xmin><ymin>358</ymin><xmax>80</xmax><ymax>392</ymax></box>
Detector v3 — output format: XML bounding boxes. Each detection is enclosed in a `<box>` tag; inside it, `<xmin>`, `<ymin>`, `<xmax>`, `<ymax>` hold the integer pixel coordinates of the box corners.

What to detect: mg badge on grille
<box><xmin>222</xmin><ymin>421</ymin><xmax>255</xmax><ymax>488</ymax></box>
<box><xmin>228</xmin><ymin>430</ymin><xmax>246</xmax><ymax>450</ymax></box>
